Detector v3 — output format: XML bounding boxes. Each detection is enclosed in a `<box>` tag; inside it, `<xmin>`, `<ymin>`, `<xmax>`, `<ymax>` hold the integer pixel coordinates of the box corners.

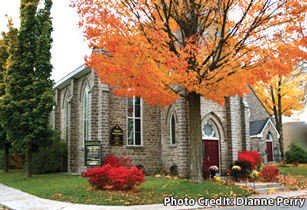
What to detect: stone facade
<box><xmin>247</xmin><ymin>86</ymin><xmax>281</xmax><ymax>164</ymax></box>
<box><xmin>52</xmin><ymin>65</ymin><xmax>281</xmax><ymax>177</ymax></box>
<box><xmin>250</xmin><ymin>120</ymin><xmax>281</xmax><ymax>164</ymax></box>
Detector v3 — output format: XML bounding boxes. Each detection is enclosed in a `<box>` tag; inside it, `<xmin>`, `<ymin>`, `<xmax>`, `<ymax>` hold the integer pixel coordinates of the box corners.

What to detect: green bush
<box><xmin>0</xmin><ymin>150</ymin><xmax>4</xmax><ymax>170</ymax></box>
<box><xmin>285</xmin><ymin>143</ymin><xmax>307</xmax><ymax>163</ymax></box>
<box><xmin>31</xmin><ymin>130</ymin><xmax>67</xmax><ymax>174</ymax></box>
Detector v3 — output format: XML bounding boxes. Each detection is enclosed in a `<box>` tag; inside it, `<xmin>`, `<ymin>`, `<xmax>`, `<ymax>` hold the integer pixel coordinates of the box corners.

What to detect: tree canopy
<box><xmin>253</xmin><ymin>62</ymin><xmax>307</xmax><ymax>159</ymax></box>
<box><xmin>0</xmin><ymin>0</ymin><xmax>54</xmax><ymax>177</ymax></box>
<box><xmin>72</xmin><ymin>0</ymin><xmax>307</xmax><ymax>182</ymax></box>
<box><xmin>73</xmin><ymin>0</ymin><xmax>307</xmax><ymax>106</ymax></box>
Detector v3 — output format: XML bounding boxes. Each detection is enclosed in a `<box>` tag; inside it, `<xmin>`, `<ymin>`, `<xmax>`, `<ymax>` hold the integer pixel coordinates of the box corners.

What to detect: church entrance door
<box><xmin>202</xmin><ymin>139</ymin><xmax>219</xmax><ymax>170</ymax></box>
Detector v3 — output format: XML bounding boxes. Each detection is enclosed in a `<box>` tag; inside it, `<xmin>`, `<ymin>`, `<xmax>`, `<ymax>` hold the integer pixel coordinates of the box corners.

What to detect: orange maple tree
<box><xmin>71</xmin><ymin>0</ymin><xmax>307</xmax><ymax>182</ymax></box>
<box><xmin>253</xmin><ymin>62</ymin><xmax>307</xmax><ymax>159</ymax></box>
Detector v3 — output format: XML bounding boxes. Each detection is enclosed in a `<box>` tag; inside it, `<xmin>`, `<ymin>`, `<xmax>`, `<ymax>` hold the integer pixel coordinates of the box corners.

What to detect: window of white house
<box><xmin>202</xmin><ymin>121</ymin><xmax>218</xmax><ymax>139</ymax></box>
<box><xmin>83</xmin><ymin>85</ymin><xmax>89</xmax><ymax>141</ymax></box>
<box><xmin>127</xmin><ymin>96</ymin><xmax>142</xmax><ymax>145</ymax></box>
<box><xmin>170</xmin><ymin>113</ymin><xmax>176</xmax><ymax>145</ymax></box>
<box><xmin>65</xmin><ymin>94</ymin><xmax>69</xmax><ymax>143</ymax></box>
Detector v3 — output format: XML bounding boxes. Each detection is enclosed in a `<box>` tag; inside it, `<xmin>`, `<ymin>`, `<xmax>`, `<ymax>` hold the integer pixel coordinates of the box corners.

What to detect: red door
<box><xmin>266</xmin><ymin>141</ymin><xmax>273</xmax><ymax>162</ymax></box>
<box><xmin>202</xmin><ymin>140</ymin><xmax>219</xmax><ymax>170</ymax></box>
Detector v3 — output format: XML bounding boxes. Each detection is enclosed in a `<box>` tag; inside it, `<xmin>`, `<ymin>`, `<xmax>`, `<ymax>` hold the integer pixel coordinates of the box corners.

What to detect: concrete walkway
<box><xmin>1</xmin><ymin>183</ymin><xmax>307</xmax><ymax>210</ymax></box>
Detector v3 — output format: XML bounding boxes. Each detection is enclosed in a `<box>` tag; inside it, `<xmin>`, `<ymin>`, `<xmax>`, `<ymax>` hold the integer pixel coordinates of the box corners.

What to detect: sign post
<box><xmin>84</xmin><ymin>140</ymin><xmax>101</xmax><ymax>167</ymax></box>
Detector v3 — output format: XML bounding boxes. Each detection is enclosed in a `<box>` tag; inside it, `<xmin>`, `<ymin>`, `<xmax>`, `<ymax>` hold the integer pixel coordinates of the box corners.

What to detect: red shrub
<box><xmin>82</xmin><ymin>155</ymin><xmax>145</xmax><ymax>190</ymax></box>
<box><xmin>104</xmin><ymin>154</ymin><xmax>133</xmax><ymax>169</ymax></box>
<box><xmin>260</xmin><ymin>166</ymin><xmax>279</xmax><ymax>181</ymax></box>
<box><xmin>238</xmin><ymin>150</ymin><xmax>261</xmax><ymax>169</ymax></box>
<box><xmin>249</xmin><ymin>151</ymin><xmax>261</xmax><ymax>167</ymax></box>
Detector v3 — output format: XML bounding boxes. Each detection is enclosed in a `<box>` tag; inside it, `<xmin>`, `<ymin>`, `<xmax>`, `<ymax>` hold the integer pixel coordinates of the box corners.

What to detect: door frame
<box><xmin>201</xmin><ymin>116</ymin><xmax>224</xmax><ymax>177</ymax></box>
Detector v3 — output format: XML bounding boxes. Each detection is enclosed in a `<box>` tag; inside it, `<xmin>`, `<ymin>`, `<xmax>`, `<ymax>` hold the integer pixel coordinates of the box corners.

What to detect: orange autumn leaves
<box><xmin>71</xmin><ymin>0</ymin><xmax>307</xmax><ymax>107</ymax></box>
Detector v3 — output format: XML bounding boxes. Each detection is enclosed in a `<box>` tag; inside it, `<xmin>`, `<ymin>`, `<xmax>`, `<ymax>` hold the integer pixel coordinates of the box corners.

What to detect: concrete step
<box><xmin>255</xmin><ymin>187</ymin><xmax>289</xmax><ymax>194</ymax></box>
<box><xmin>234</xmin><ymin>182</ymin><xmax>288</xmax><ymax>194</ymax></box>
<box><xmin>235</xmin><ymin>182</ymin><xmax>281</xmax><ymax>189</ymax></box>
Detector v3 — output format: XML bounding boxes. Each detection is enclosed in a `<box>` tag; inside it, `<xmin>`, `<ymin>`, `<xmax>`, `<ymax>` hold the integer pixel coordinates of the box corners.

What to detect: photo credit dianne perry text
<box><xmin>163</xmin><ymin>196</ymin><xmax>306</xmax><ymax>208</ymax></box>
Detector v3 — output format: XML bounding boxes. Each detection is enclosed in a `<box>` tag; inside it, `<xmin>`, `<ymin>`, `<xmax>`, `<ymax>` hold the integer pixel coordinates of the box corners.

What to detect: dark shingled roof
<box><xmin>250</xmin><ymin>118</ymin><xmax>270</xmax><ymax>136</ymax></box>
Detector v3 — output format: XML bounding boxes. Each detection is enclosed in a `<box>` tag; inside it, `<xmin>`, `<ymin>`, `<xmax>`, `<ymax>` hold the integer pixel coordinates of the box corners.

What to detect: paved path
<box><xmin>1</xmin><ymin>183</ymin><xmax>307</xmax><ymax>210</ymax></box>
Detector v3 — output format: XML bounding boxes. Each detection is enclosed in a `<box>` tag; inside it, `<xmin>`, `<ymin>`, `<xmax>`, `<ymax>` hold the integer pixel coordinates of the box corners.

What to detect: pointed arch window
<box><xmin>65</xmin><ymin>93</ymin><xmax>70</xmax><ymax>142</ymax></box>
<box><xmin>170</xmin><ymin>113</ymin><xmax>176</xmax><ymax>145</ymax></box>
<box><xmin>83</xmin><ymin>84</ymin><xmax>89</xmax><ymax>141</ymax></box>
<box><xmin>202</xmin><ymin>120</ymin><xmax>218</xmax><ymax>139</ymax></box>
<box><xmin>266</xmin><ymin>133</ymin><xmax>273</xmax><ymax>141</ymax></box>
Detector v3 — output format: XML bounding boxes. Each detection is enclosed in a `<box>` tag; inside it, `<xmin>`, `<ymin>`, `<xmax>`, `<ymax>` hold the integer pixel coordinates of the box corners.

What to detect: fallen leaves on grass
<box><xmin>280</xmin><ymin>174</ymin><xmax>307</xmax><ymax>190</ymax></box>
<box><xmin>52</xmin><ymin>193</ymin><xmax>62</xmax><ymax>197</ymax></box>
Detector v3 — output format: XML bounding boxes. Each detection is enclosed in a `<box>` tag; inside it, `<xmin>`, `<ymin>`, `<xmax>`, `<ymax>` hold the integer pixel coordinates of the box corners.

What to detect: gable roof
<box><xmin>250</xmin><ymin>118</ymin><xmax>280</xmax><ymax>138</ymax></box>
<box><xmin>247</xmin><ymin>86</ymin><xmax>272</xmax><ymax>117</ymax></box>
<box><xmin>53</xmin><ymin>64</ymin><xmax>91</xmax><ymax>90</ymax></box>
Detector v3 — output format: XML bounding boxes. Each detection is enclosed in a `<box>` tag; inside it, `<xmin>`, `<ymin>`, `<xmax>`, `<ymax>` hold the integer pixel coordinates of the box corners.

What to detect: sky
<box><xmin>0</xmin><ymin>0</ymin><xmax>91</xmax><ymax>83</ymax></box>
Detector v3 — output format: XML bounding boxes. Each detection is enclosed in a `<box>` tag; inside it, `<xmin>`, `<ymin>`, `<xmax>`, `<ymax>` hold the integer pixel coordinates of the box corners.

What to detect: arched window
<box><xmin>65</xmin><ymin>93</ymin><xmax>69</xmax><ymax>142</ymax></box>
<box><xmin>266</xmin><ymin>132</ymin><xmax>273</xmax><ymax>162</ymax></box>
<box><xmin>202</xmin><ymin>120</ymin><xmax>218</xmax><ymax>139</ymax></box>
<box><xmin>127</xmin><ymin>96</ymin><xmax>142</xmax><ymax>145</ymax></box>
<box><xmin>170</xmin><ymin>113</ymin><xmax>176</xmax><ymax>145</ymax></box>
<box><xmin>266</xmin><ymin>133</ymin><xmax>273</xmax><ymax>141</ymax></box>
<box><xmin>83</xmin><ymin>84</ymin><xmax>89</xmax><ymax>141</ymax></box>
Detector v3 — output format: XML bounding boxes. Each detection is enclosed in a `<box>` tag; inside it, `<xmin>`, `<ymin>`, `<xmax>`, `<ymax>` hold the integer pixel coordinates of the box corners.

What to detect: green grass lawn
<box><xmin>278</xmin><ymin>164</ymin><xmax>307</xmax><ymax>176</ymax></box>
<box><xmin>0</xmin><ymin>170</ymin><xmax>252</xmax><ymax>205</ymax></box>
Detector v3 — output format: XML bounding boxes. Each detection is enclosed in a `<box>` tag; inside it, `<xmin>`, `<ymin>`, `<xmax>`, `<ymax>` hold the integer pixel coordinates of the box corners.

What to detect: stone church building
<box><xmin>52</xmin><ymin>64</ymin><xmax>281</xmax><ymax>177</ymax></box>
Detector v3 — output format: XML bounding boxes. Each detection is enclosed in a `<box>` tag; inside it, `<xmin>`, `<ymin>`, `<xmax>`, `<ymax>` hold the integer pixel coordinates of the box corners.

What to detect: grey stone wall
<box><xmin>160</xmin><ymin>97</ymin><xmax>190</xmax><ymax>178</ymax></box>
<box><xmin>225</xmin><ymin>96</ymin><xmax>242</xmax><ymax>167</ymax></box>
<box><xmin>161</xmin><ymin>104</ymin><xmax>179</xmax><ymax>174</ymax></box>
<box><xmin>250</xmin><ymin>121</ymin><xmax>280</xmax><ymax>164</ymax></box>
<box><xmin>53</xmin><ymin>66</ymin><xmax>274</xmax><ymax>177</ymax></box>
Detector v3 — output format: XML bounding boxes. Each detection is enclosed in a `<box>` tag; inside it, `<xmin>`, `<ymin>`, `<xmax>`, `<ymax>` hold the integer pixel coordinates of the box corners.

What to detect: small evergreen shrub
<box><xmin>0</xmin><ymin>150</ymin><xmax>4</xmax><ymax>170</ymax></box>
<box><xmin>234</xmin><ymin>160</ymin><xmax>252</xmax><ymax>179</ymax></box>
<box><xmin>31</xmin><ymin>131</ymin><xmax>67</xmax><ymax>174</ymax></box>
<box><xmin>154</xmin><ymin>167</ymin><xmax>163</xmax><ymax>175</ymax></box>
<box><xmin>169</xmin><ymin>165</ymin><xmax>178</xmax><ymax>175</ymax></box>
<box><xmin>82</xmin><ymin>154</ymin><xmax>145</xmax><ymax>191</ymax></box>
<box><xmin>285</xmin><ymin>143</ymin><xmax>307</xmax><ymax>163</ymax></box>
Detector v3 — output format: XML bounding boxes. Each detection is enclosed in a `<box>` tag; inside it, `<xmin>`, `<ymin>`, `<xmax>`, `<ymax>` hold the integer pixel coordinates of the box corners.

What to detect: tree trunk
<box><xmin>271</xmin><ymin>81</ymin><xmax>284</xmax><ymax>161</ymax></box>
<box><xmin>277</xmin><ymin>78</ymin><xmax>284</xmax><ymax>160</ymax></box>
<box><xmin>187</xmin><ymin>91</ymin><xmax>203</xmax><ymax>183</ymax></box>
<box><xmin>4</xmin><ymin>144</ymin><xmax>9</xmax><ymax>173</ymax></box>
<box><xmin>26</xmin><ymin>147</ymin><xmax>32</xmax><ymax>177</ymax></box>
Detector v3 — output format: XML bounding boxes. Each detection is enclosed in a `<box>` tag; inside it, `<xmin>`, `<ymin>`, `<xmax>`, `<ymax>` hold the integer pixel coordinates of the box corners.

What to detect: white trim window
<box><xmin>65</xmin><ymin>94</ymin><xmax>69</xmax><ymax>142</ymax></box>
<box><xmin>127</xmin><ymin>96</ymin><xmax>142</xmax><ymax>145</ymax></box>
<box><xmin>83</xmin><ymin>84</ymin><xmax>89</xmax><ymax>141</ymax></box>
<box><xmin>266</xmin><ymin>133</ymin><xmax>273</xmax><ymax>141</ymax></box>
<box><xmin>202</xmin><ymin>120</ymin><xmax>218</xmax><ymax>139</ymax></box>
<box><xmin>170</xmin><ymin>113</ymin><xmax>176</xmax><ymax>145</ymax></box>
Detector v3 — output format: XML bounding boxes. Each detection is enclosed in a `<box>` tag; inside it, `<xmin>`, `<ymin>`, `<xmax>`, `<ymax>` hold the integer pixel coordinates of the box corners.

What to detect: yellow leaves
<box><xmin>253</xmin><ymin>64</ymin><xmax>306</xmax><ymax>116</ymax></box>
